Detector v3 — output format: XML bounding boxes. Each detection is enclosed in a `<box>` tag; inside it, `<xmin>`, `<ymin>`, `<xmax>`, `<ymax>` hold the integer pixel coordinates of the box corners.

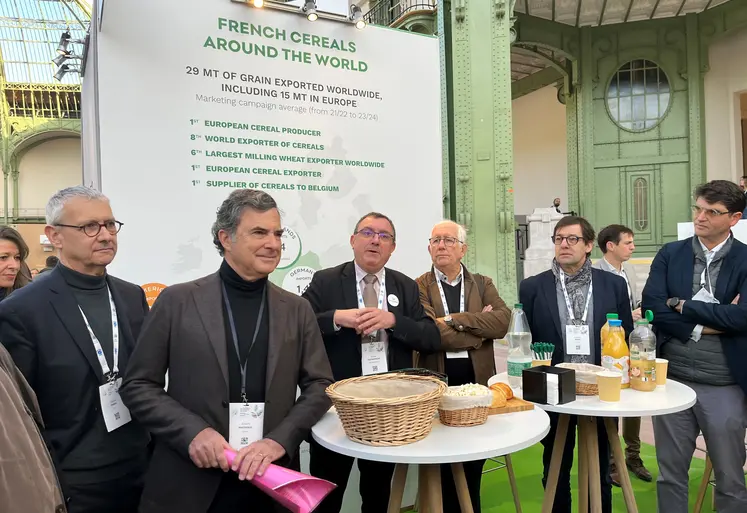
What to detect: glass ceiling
<box><xmin>0</xmin><ymin>0</ymin><xmax>90</xmax><ymax>85</ymax></box>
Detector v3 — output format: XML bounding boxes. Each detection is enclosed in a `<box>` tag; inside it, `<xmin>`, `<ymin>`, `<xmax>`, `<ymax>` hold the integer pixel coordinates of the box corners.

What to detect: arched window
<box><xmin>607</xmin><ymin>60</ymin><xmax>670</xmax><ymax>132</ymax></box>
<box><xmin>633</xmin><ymin>177</ymin><xmax>649</xmax><ymax>231</ymax></box>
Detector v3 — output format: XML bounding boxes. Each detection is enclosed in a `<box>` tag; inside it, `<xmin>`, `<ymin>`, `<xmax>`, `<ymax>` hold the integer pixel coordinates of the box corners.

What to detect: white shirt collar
<box><xmin>354</xmin><ymin>262</ymin><xmax>385</xmax><ymax>285</ymax></box>
<box><xmin>434</xmin><ymin>264</ymin><xmax>463</xmax><ymax>287</ymax></box>
<box><xmin>601</xmin><ymin>257</ymin><xmax>626</xmax><ymax>277</ymax></box>
<box><xmin>699</xmin><ymin>236</ymin><xmax>729</xmax><ymax>260</ymax></box>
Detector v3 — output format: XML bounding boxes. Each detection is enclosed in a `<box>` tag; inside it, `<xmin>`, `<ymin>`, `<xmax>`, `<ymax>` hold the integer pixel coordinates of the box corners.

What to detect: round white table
<box><xmin>489</xmin><ymin>372</ymin><xmax>696</xmax><ymax>513</ymax></box>
<box><xmin>312</xmin><ymin>406</ymin><xmax>551</xmax><ymax>513</ymax></box>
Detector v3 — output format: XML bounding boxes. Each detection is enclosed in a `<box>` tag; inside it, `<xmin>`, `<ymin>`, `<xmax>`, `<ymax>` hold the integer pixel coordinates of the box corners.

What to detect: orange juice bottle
<box><xmin>600</xmin><ymin>313</ymin><xmax>619</xmax><ymax>347</ymax></box>
<box><xmin>601</xmin><ymin>319</ymin><xmax>630</xmax><ymax>388</ymax></box>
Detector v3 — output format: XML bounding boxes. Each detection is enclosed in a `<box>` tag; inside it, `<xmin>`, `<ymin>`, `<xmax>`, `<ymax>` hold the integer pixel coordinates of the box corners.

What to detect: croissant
<box><xmin>489</xmin><ymin>382</ymin><xmax>514</xmax><ymax>401</ymax></box>
<box><xmin>490</xmin><ymin>389</ymin><xmax>507</xmax><ymax>408</ymax></box>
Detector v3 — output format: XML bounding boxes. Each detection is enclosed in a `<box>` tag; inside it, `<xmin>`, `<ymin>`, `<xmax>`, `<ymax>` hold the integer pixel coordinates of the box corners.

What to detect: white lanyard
<box><xmin>559</xmin><ymin>271</ymin><xmax>592</xmax><ymax>324</ymax></box>
<box><xmin>435</xmin><ymin>271</ymin><xmax>464</xmax><ymax>316</ymax></box>
<box><xmin>356</xmin><ymin>269</ymin><xmax>386</xmax><ymax>310</ymax></box>
<box><xmin>79</xmin><ymin>287</ymin><xmax>120</xmax><ymax>381</ymax></box>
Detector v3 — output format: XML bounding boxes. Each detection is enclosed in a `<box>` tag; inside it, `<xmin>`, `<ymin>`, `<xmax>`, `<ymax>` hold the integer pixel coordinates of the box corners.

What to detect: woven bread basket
<box><xmin>326</xmin><ymin>374</ymin><xmax>446</xmax><ymax>446</ymax></box>
<box><xmin>556</xmin><ymin>362</ymin><xmax>605</xmax><ymax>396</ymax></box>
<box><xmin>438</xmin><ymin>406</ymin><xmax>489</xmax><ymax>427</ymax></box>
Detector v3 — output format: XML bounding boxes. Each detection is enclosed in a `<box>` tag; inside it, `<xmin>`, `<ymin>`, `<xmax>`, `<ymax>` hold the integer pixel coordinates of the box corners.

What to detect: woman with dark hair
<box><xmin>0</xmin><ymin>226</ymin><xmax>31</xmax><ymax>299</ymax></box>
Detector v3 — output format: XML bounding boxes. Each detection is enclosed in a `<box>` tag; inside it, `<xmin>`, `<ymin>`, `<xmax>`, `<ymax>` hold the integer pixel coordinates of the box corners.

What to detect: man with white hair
<box><xmin>0</xmin><ymin>186</ymin><xmax>151</xmax><ymax>513</ymax></box>
<box><xmin>415</xmin><ymin>220</ymin><xmax>511</xmax><ymax>513</ymax></box>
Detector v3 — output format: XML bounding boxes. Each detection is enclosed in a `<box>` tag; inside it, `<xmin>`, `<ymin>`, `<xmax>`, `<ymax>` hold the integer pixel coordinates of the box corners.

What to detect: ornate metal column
<box><xmin>441</xmin><ymin>0</ymin><xmax>519</xmax><ymax>302</ymax></box>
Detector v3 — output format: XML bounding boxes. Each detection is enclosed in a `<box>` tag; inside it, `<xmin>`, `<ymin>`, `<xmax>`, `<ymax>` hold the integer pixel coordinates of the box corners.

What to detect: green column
<box><xmin>686</xmin><ymin>13</ymin><xmax>705</xmax><ymax>188</ymax></box>
<box><xmin>441</xmin><ymin>0</ymin><xmax>518</xmax><ymax>302</ymax></box>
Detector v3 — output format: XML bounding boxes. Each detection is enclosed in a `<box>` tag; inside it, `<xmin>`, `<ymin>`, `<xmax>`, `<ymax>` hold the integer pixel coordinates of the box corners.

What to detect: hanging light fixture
<box><xmin>302</xmin><ymin>0</ymin><xmax>318</xmax><ymax>22</ymax></box>
<box><xmin>349</xmin><ymin>4</ymin><xmax>366</xmax><ymax>29</ymax></box>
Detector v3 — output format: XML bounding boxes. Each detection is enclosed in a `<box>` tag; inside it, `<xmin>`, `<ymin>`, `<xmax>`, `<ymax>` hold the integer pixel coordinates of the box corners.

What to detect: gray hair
<box><xmin>46</xmin><ymin>186</ymin><xmax>109</xmax><ymax>225</ymax></box>
<box><xmin>433</xmin><ymin>220</ymin><xmax>468</xmax><ymax>243</ymax></box>
<box><xmin>212</xmin><ymin>189</ymin><xmax>278</xmax><ymax>255</ymax></box>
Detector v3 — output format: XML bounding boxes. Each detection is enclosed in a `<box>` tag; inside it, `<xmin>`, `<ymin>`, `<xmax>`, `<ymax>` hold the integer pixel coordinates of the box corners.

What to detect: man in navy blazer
<box><xmin>642</xmin><ymin>180</ymin><xmax>747</xmax><ymax>513</ymax></box>
<box><xmin>302</xmin><ymin>211</ymin><xmax>440</xmax><ymax>513</ymax></box>
<box><xmin>520</xmin><ymin>216</ymin><xmax>633</xmax><ymax>513</ymax></box>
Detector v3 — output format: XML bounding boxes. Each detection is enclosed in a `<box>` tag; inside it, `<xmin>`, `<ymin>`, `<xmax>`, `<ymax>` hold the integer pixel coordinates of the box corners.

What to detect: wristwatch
<box><xmin>666</xmin><ymin>297</ymin><xmax>680</xmax><ymax>310</ymax></box>
<box><xmin>443</xmin><ymin>315</ymin><xmax>453</xmax><ymax>326</ymax></box>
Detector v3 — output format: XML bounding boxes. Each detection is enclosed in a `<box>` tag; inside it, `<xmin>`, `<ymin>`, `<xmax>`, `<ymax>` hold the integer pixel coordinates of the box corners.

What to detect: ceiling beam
<box><xmin>576</xmin><ymin>0</ymin><xmax>584</xmax><ymax>27</ymax></box>
<box><xmin>598</xmin><ymin>0</ymin><xmax>610</xmax><ymax>26</ymax></box>
<box><xmin>675</xmin><ymin>0</ymin><xmax>687</xmax><ymax>16</ymax></box>
<box><xmin>624</xmin><ymin>0</ymin><xmax>635</xmax><ymax>23</ymax></box>
<box><xmin>650</xmin><ymin>0</ymin><xmax>664</xmax><ymax>19</ymax></box>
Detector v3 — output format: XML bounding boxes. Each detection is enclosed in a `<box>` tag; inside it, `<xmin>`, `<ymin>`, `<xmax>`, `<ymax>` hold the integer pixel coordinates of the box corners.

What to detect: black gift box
<box><xmin>522</xmin><ymin>366</ymin><xmax>576</xmax><ymax>405</ymax></box>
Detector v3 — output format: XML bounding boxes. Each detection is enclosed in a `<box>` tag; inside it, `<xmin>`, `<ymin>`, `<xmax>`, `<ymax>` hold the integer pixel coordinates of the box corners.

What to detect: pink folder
<box><xmin>224</xmin><ymin>449</ymin><xmax>336</xmax><ymax>513</ymax></box>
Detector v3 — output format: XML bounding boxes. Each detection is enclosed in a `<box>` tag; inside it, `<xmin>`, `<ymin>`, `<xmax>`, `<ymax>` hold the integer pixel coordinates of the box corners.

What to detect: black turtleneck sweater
<box><xmin>220</xmin><ymin>260</ymin><xmax>269</xmax><ymax>404</ymax></box>
<box><xmin>58</xmin><ymin>264</ymin><xmax>114</xmax><ymax>367</ymax></box>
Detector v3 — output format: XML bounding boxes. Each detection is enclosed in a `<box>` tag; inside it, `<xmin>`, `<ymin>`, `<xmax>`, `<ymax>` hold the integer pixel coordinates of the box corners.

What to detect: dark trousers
<box><xmin>309</xmin><ymin>439</ymin><xmax>395</xmax><ymax>513</ymax></box>
<box><xmin>207</xmin><ymin>472</ymin><xmax>289</xmax><ymax>513</ymax></box>
<box><xmin>65</xmin><ymin>468</ymin><xmax>143</xmax><ymax>513</ymax></box>
<box><xmin>440</xmin><ymin>459</ymin><xmax>485</xmax><ymax>513</ymax></box>
<box><xmin>541</xmin><ymin>413</ymin><xmax>612</xmax><ymax>513</ymax></box>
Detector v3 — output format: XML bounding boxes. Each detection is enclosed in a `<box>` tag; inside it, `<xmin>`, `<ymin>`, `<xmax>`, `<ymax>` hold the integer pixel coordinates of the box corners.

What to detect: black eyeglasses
<box><xmin>429</xmin><ymin>236</ymin><xmax>462</xmax><ymax>247</ymax></box>
<box><xmin>355</xmin><ymin>228</ymin><xmax>394</xmax><ymax>243</ymax></box>
<box><xmin>56</xmin><ymin>220</ymin><xmax>123</xmax><ymax>237</ymax></box>
<box><xmin>551</xmin><ymin>235</ymin><xmax>583</xmax><ymax>246</ymax></box>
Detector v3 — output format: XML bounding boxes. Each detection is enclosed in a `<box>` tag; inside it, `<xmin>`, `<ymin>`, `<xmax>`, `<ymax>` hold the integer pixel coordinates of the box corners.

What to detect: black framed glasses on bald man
<box><xmin>55</xmin><ymin>220</ymin><xmax>123</xmax><ymax>237</ymax></box>
<box><xmin>429</xmin><ymin>236</ymin><xmax>463</xmax><ymax>247</ymax></box>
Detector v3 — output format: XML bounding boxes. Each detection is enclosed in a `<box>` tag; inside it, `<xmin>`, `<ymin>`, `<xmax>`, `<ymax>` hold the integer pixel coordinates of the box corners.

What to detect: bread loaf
<box><xmin>489</xmin><ymin>382</ymin><xmax>514</xmax><ymax>401</ymax></box>
<box><xmin>490</xmin><ymin>389</ymin><xmax>507</xmax><ymax>408</ymax></box>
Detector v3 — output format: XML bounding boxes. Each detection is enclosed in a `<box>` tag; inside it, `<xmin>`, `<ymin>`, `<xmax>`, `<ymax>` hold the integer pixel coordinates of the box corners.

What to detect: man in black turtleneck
<box><xmin>121</xmin><ymin>189</ymin><xmax>334</xmax><ymax>513</ymax></box>
<box><xmin>0</xmin><ymin>186</ymin><xmax>151</xmax><ymax>513</ymax></box>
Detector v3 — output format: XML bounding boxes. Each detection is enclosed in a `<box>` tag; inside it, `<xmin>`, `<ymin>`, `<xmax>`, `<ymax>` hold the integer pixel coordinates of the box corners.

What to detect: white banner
<box><xmin>95</xmin><ymin>0</ymin><xmax>442</xmax><ymax>296</ymax></box>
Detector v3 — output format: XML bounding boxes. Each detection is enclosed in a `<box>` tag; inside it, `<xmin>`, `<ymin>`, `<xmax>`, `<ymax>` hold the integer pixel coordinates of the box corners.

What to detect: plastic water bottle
<box><xmin>629</xmin><ymin>311</ymin><xmax>657</xmax><ymax>392</ymax></box>
<box><xmin>506</xmin><ymin>303</ymin><xmax>532</xmax><ymax>388</ymax></box>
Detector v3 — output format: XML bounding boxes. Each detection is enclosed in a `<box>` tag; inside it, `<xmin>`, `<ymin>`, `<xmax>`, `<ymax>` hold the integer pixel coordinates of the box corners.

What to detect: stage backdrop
<box><xmin>94</xmin><ymin>0</ymin><xmax>442</xmax><ymax>296</ymax></box>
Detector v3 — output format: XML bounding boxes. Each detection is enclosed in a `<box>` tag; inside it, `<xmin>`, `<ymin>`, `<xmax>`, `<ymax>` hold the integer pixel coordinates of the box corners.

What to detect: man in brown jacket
<box><xmin>416</xmin><ymin>220</ymin><xmax>511</xmax><ymax>513</ymax></box>
<box><xmin>0</xmin><ymin>342</ymin><xmax>66</xmax><ymax>513</ymax></box>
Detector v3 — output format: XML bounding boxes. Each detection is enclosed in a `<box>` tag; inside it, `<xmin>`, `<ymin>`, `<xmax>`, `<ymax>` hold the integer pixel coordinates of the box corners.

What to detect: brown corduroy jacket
<box><xmin>415</xmin><ymin>267</ymin><xmax>511</xmax><ymax>385</ymax></box>
<box><xmin>0</xmin><ymin>343</ymin><xmax>66</xmax><ymax>513</ymax></box>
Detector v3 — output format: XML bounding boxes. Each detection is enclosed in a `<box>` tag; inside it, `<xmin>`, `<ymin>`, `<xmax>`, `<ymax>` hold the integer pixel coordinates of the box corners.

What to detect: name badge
<box><xmin>362</xmin><ymin>341</ymin><xmax>388</xmax><ymax>375</ymax></box>
<box><xmin>229</xmin><ymin>402</ymin><xmax>264</xmax><ymax>450</ymax></box>
<box><xmin>565</xmin><ymin>325</ymin><xmax>591</xmax><ymax>356</ymax></box>
<box><xmin>445</xmin><ymin>351</ymin><xmax>469</xmax><ymax>359</ymax></box>
<box><xmin>99</xmin><ymin>378</ymin><xmax>132</xmax><ymax>432</ymax></box>
<box><xmin>692</xmin><ymin>287</ymin><xmax>720</xmax><ymax>305</ymax></box>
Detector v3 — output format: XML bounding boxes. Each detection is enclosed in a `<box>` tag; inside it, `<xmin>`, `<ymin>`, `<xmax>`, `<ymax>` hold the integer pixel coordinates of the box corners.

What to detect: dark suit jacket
<box><xmin>302</xmin><ymin>261</ymin><xmax>441</xmax><ymax>381</ymax></box>
<box><xmin>120</xmin><ymin>272</ymin><xmax>334</xmax><ymax>513</ymax></box>
<box><xmin>0</xmin><ymin>267</ymin><xmax>150</xmax><ymax>477</ymax></box>
<box><xmin>519</xmin><ymin>268</ymin><xmax>634</xmax><ymax>365</ymax></box>
<box><xmin>641</xmin><ymin>237</ymin><xmax>747</xmax><ymax>394</ymax></box>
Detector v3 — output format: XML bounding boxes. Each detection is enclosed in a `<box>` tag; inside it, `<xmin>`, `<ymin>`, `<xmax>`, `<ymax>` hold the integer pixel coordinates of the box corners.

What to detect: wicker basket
<box><xmin>326</xmin><ymin>374</ymin><xmax>446</xmax><ymax>446</ymax></box>
<box><xmin>439</xmin><ymin>406</ymin><xmax>489</xmax><ymax>427</ymax></box>
<box><xmin>576</xmin><ymin>382</ymin><xmax>599</xmax><ymax>396</ymax></box>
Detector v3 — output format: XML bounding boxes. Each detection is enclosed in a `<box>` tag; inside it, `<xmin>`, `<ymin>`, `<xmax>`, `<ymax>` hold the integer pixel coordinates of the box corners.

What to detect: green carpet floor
<box><xmin>408</xmin><ymin>441</ymin><xmax>710</xmax><ymax>512</ymax></box>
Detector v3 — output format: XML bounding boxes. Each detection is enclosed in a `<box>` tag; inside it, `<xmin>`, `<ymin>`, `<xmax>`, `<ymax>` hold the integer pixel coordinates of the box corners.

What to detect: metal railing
<box><xmin>0</xmin><ymin>208</ymin><xmax>46</xmax><ymax>221</ymax></box>
<box><xmin>363</xmin><ymin>0</ymin><xmax>437</xmax><ymax>27</ymax></box>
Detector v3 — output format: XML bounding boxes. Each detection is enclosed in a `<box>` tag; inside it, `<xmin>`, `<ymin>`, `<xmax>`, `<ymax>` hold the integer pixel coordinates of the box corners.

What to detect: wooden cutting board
<box><xmin>488</xmin><ymin>397</ymin><xmax>534</xmax><ymax>415</ymax></box>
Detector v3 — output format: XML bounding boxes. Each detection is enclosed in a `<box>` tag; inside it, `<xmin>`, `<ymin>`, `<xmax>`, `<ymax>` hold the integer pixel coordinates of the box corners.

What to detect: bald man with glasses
<box><xmin>302</xmin><ymin>211</ymin><xmax>440</xmax><ymax>513</ymax></box>
<box><xmin>415</xmin><ymin>220</ymin><xmax>510</xmax><ymax>513</ymax></box>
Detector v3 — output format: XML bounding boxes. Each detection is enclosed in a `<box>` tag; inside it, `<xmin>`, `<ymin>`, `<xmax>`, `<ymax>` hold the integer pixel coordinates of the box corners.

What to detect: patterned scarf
<box><xmin>551</xmin><ymin>257</ymin><xmax>593</xmax><ymax>325</ymax></box>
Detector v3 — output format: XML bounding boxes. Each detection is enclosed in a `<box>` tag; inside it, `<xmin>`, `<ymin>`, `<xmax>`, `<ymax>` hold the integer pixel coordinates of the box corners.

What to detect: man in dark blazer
<box><xmin>0</xmin><ymin>186</ymin><xmax>151</xmax><ymax>513</ymax></box>
<box><xmin>121</xmin><ymin>189</ymin><xmax>334</xmax><ymax>513</ymax></box>
<box><xmin>519</xmin><ymin>216</ymin><xmax>633</xmax><ymax>513</ymax></box>
<box><xmin>302</xmin><ymin>211</ymin><xmax>440</xmax><ymax>513</ymax></box>
<box><xmin>642</xmin><ymin>180</ymin><xmax>747</xmax><ymax>513</ymax></box>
